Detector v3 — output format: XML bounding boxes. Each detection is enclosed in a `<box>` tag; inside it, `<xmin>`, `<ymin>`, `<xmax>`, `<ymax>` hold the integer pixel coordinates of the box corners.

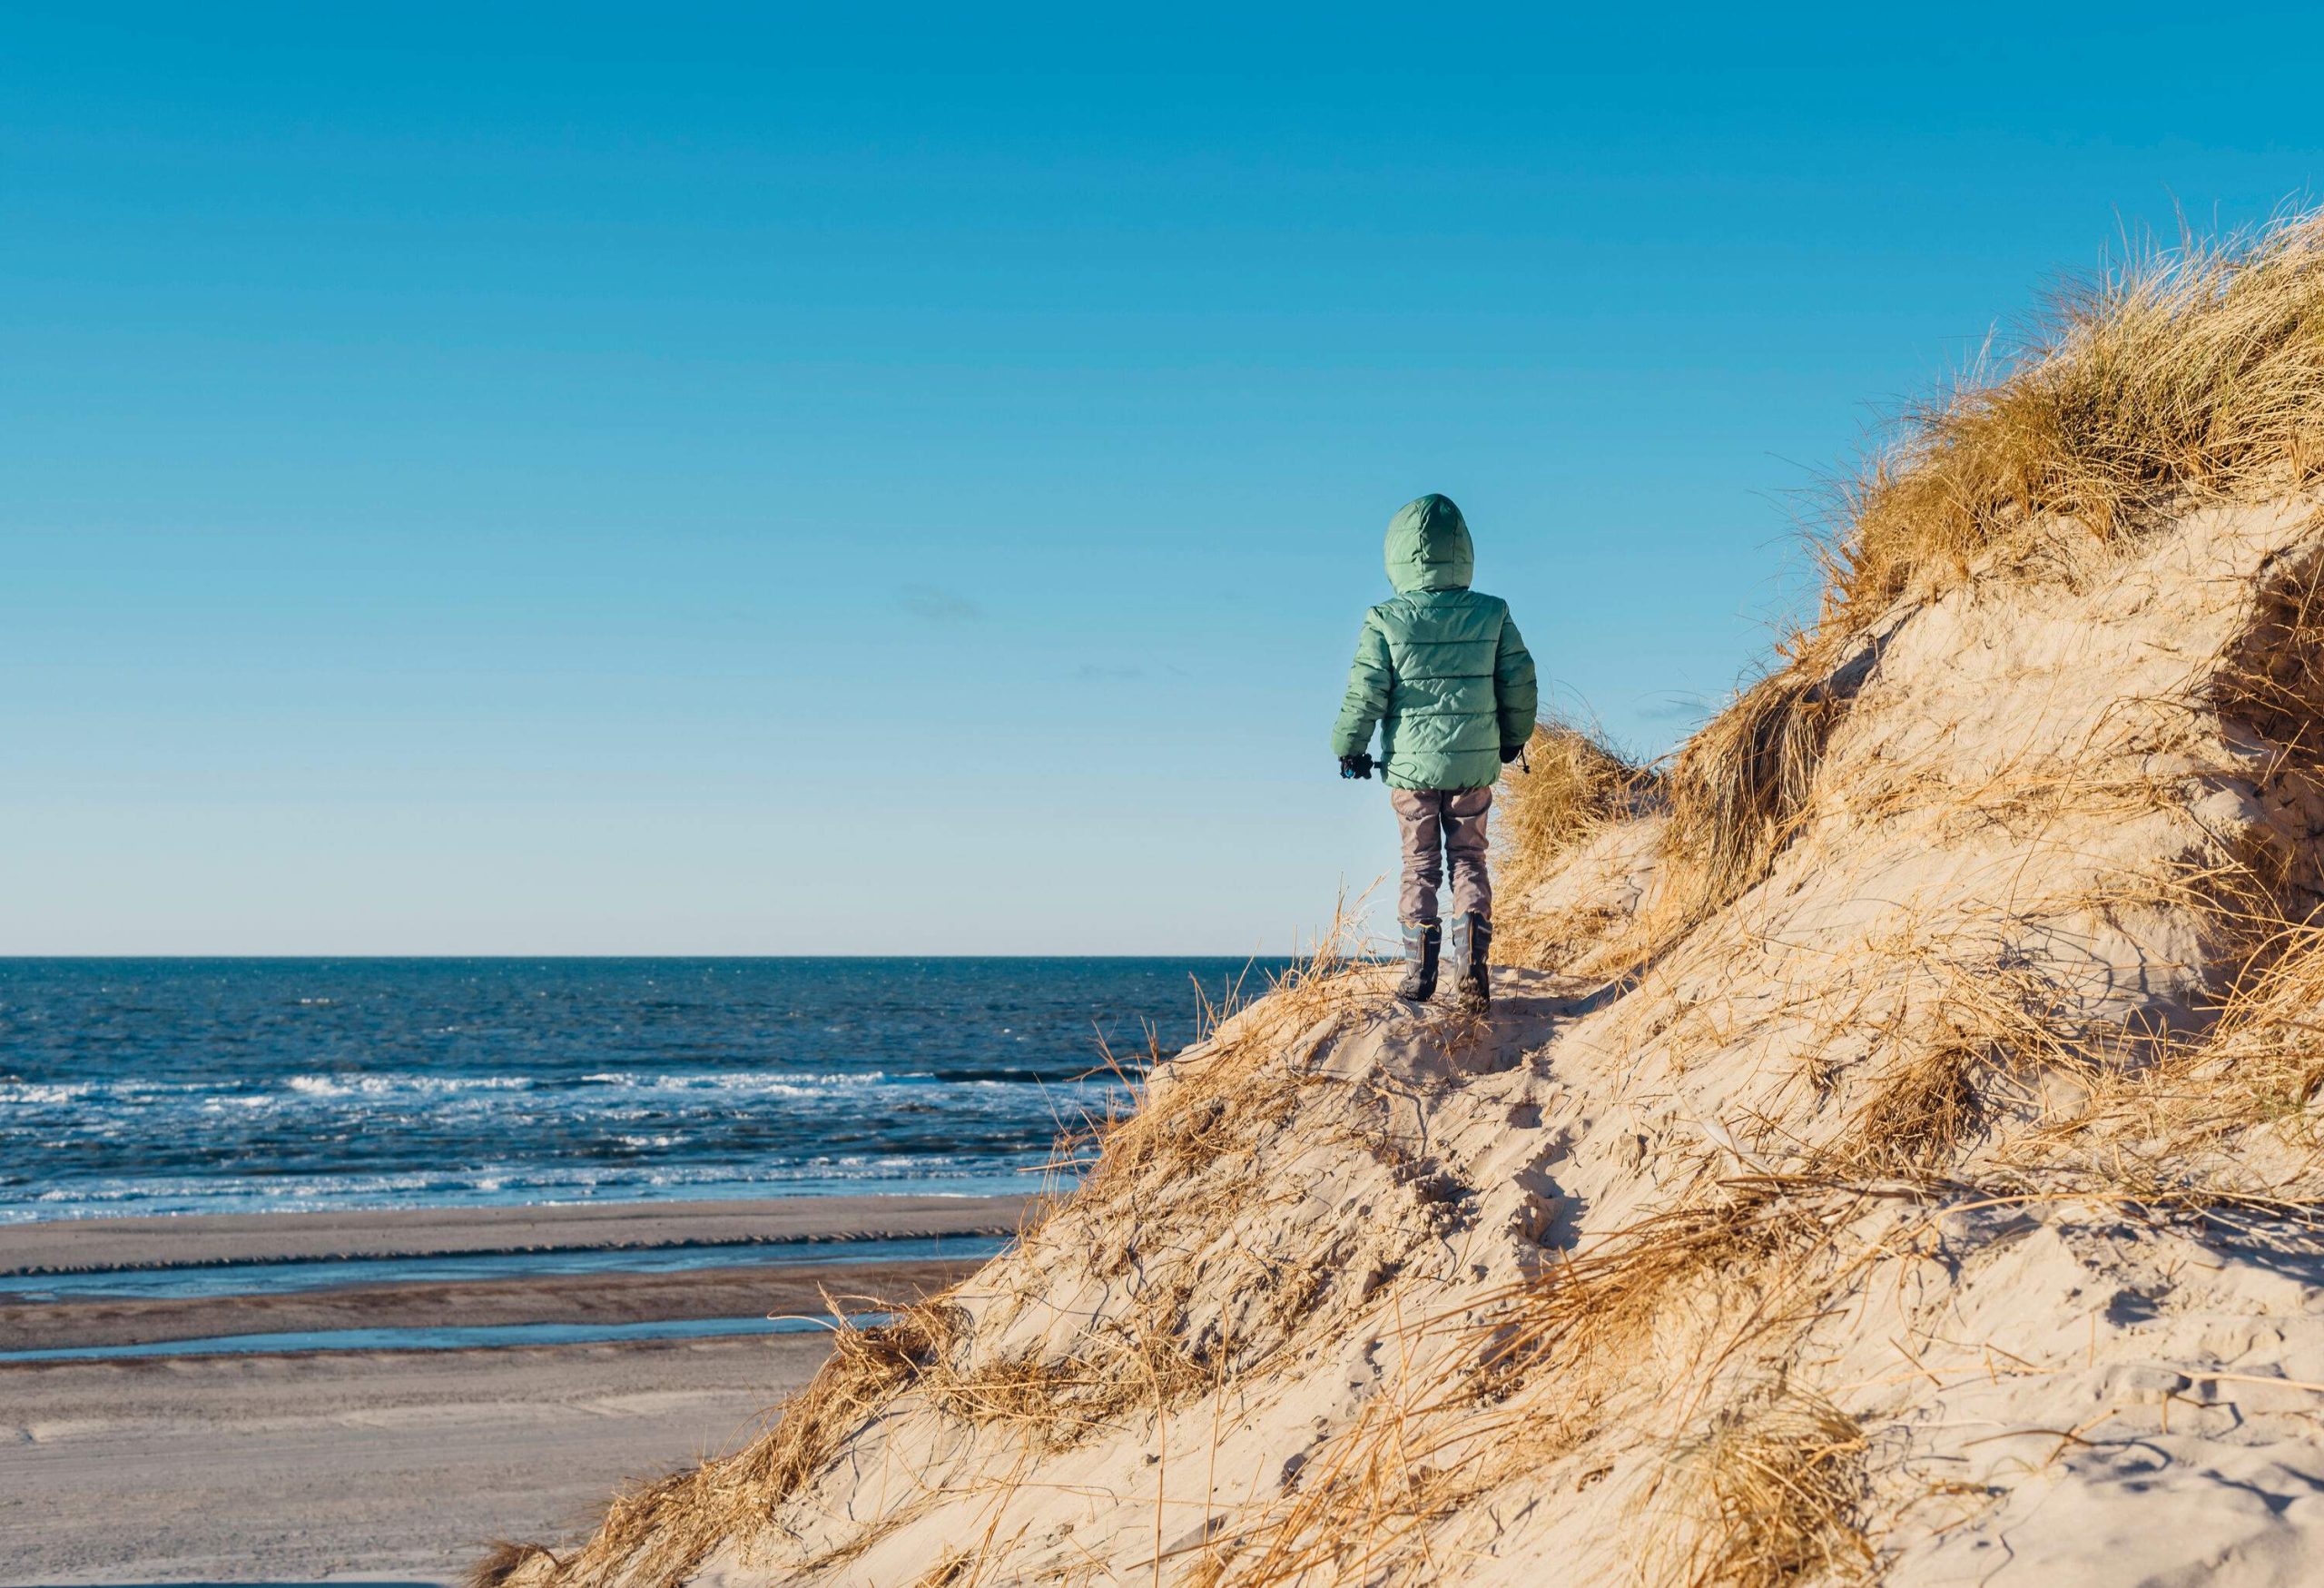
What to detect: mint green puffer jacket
<box><xmin>1330</xmin><ymin>495</ymin><xmax>1538</xmax><ymax>791</ymax></box>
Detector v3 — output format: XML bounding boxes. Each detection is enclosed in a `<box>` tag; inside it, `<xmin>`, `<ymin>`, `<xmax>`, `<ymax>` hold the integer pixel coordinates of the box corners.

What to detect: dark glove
<box><xmin>1500</xmin><ymin>744</ymin><xmax>1524</xmax><ymax>764</ymax></box>
<box><xmin>1339</xmin><ymin>753</ymin><xmax>1374</xmax><ymax>781</ymax></box>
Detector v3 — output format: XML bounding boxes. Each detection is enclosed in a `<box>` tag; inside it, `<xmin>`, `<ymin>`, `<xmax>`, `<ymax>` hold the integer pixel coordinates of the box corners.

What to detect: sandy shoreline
<box><xmin>0</xmin><ymin>1196</ymin><xmax>1023</xmax><ymax>1583</ymax></box>
<box><xmin>0</xmin><ymin>1192</ymin><xmax>1034</xmax><ymax>1274</ymax></box>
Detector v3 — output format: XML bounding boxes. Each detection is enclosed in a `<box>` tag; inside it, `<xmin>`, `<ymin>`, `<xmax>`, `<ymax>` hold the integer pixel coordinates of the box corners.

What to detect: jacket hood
<box><xmin>1384</xmin><ymin>494</ymin><xmax>1474</xmax><ymax>593</ymax></box>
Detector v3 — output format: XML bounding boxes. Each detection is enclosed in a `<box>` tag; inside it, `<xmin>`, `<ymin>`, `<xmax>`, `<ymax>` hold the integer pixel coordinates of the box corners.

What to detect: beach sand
<box><xmin>3</xmin><ymin>1336</ymin><xmax>830</xmax><ymax>1585</ymax></box>
<box><xmin>0</xmin><ymin>1195</ymin><xmax>1027</xmax><ymax>1585</ymax></box>
<box><xmin>495</xmin><ymin>488</ymin><xmax>2324</xmax><ymax>1584</ymax></box>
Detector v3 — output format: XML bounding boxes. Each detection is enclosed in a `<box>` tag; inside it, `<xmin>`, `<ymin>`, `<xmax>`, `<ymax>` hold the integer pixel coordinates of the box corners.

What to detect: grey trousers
<box><xmin>1391</xmin><ymin>787</ymin><xmax>1492</xmax><ymax>924</ymax></box>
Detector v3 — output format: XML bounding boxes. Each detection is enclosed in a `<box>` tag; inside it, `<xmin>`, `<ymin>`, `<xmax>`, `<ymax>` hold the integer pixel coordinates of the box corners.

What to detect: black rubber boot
<box><xmin>1450</xmin><ymin>912</ymin><xmax>1492</xmax><ymax>1013</ymax></box>
<box><xmin>1394</xmin><ymin>920</ymin><xmax>1442</xmax><ymax>1002</ymax></box>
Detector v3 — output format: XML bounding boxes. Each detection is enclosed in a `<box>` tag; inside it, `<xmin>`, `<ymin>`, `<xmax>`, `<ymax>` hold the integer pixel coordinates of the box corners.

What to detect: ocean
<box><xmin>0</xmin><ymin>957</ymin><xmax>1279</xmax><ymax>1223</ymax></box>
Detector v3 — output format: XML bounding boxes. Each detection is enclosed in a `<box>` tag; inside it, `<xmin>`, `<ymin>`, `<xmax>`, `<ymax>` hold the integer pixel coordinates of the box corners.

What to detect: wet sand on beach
<box><xmin>1</xmin><ymin>1335</ymin><xmax>833</xmax><ymax>1585</ymax></box>
<box><xmin>0</xmin><ymin>1258</ymin><xmax>980</xmax><ymax>1355</ymax></box>
<box><xmin>0</xmin><ymin>1195</ymin><xmax>1024</xmax><ymax>1584</ymax></box>
<box><xmin>0</xmin><ymin>1193</ymin><xmax>1032</xmax><ymax>1275</ymax></box>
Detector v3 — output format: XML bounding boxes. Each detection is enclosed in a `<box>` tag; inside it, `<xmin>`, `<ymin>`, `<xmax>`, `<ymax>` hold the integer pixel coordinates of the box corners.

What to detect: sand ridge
<box><xmin>497</xmin><ymin>490</ymin><xmax>2324</xmax><ymax>1586</ymax></box>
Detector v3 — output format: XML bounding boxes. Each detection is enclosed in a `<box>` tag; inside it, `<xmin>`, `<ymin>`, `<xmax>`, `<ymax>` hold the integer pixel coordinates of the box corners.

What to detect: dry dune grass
<box><xmin>2024</xmin><ymin>905</ymin><xmax>2324</xmax><ymax>1197</ymax></box>
<box><xmin>1494</xmin><ymin>718</ymin><xmax>1656</xmax><ymax>894</ymax></box>
<box><xmin>1659</xmin><ymin>636</ymin><xmax>1858</xmax><ymax>922</ymax></box>
<box><xmin>1989</xmin><ymin>520</ymin><xmax>2324</xmax><ymax>1194</ymax></box>
<box><xmin>1193</xmin><ymin>1180</ymin><xmax>1870</xmax><ymax>1586</ymax></box>
<box><xmin>918</xmin><ymin>1263</ymin><xmax>1238</xmax><ymax>1459</ymax></box>
<box><xmin>497</xmin><ymin>1298</ymin><xmax>970</xmax><ymax>1588</ymax></box>
<box><xmin>1826</xmin><ymin>1041</ymin><xmax>1988</xmax><ymax>1179</ymax></box>
<box><xmin>2199</xmin><ymin>923</ymin><xmax>2324</xmax><ymax>1144</ymax></box>
<box><xmin>1811</xmin><ymin>948</ymin><xmax>2110</xmax><ymax>1180</ymax></box>
<box><xmin>2218</xmin><ymin>532</ymin><xmax>2324</xmax><ymax>763</ymax></box>
<box><xmin>913</xmin><ymin>910</ymin><xmax>1412</xmax><ymax>1457</ymax></box>
<box><xmin>1492</xmin><ymin>719</ymin><xmax>1661</xmax><ymax>969</ymax></box>
<box><xmin>1477</xmin><ymin>1186</ymin><xmax>1837</xmax><ymax>1411</ymax></box>
<box><xmin>1655</xmin><ymin>1386</ymin><xmax>1875</xmax><ymax>1588</ymax></box>
<box><xmin>1837</xmin><ymin>211</ymin><xmax>2324</xmax><ymax>626</ymax></box>
<box><xmin>1060</xmin><ymin>904</ymin><xmax>1370</xmax><ymax>1198</ymax></box>
<box><xmin>467</xmin><ymin>1541</ymin><xmax>557</xmax><ymax>1588</ymax></box>
<box><xmin>1495</xmin><ymin>212</ymin><xmax>2324</xmax><ymax>924</ymax></box>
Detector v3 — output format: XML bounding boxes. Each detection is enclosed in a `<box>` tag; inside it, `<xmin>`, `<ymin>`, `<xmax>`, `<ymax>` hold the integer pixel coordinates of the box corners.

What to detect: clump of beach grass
<box><xmin>1656</xmin><ymin>1386</ymin><xmax>1875</xmax><ymax>1588</ymax></box>
<box><xmin>1478</xmin><ymin>1185</ymin><xmax>1838</xmax><ymax>1411</ymax></box>
<box><xmin>2201</xmin><ymin>922</ymin><xmax>2324</xmax><ymax>1139</ymax></box>
<box><xmin>2027</xmin><ymin>905</ymin><xmax>2324</xmax><ymax>1197</ymax></box>
<box><xmin>2217</xmin><ymin>532</ymin><xmax>2324</xmax><ymax>760</ymax></box>
<box><xmin>1661</xmin><ymin>635</ymin><xmax>1856</xmax><ymax>921</ymax></box>
<box><xmin>1642</xmin><ymin>210</ymin><xmax>2324</xmax><ymax>922</ymax></box>
<box><xmin>1491</xmin><ymin>718</ymin><xmax>1664</xmax><ymax>969</ymax></box>
<box><xmin>1835</xmin><ymin>211</ymin><xmax>2324</xmax><ymax>629</ymax></box>
<box><xmin>1495</xmin><ymin>717</ymin><xmax>1657</xmax><ymax>893</ymax></box>
<box><xmin>466</xmin><ymin>1540</ymin><xmax>558</xmax><ymax>1588</ymax></box>
<box><xmin>521</xmin><ymin>1297</ymin><xmax>968</xmax><ymax>1588</ymax></box>
<box><xmin>1058</xmin><ymin>894</ymin><xmax>1373</xmax><ymax>1198</ymax></box>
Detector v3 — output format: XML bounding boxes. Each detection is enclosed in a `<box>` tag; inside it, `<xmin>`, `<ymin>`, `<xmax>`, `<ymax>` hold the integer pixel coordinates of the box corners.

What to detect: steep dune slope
<box><xmin>490</xmin><ymin>218</ymin><xmax>2324</xmax><ymax>1586</ymax></box>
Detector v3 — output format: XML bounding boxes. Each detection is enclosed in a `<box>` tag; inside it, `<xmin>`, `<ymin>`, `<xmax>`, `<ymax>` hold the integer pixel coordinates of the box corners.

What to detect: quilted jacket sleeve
<box><xmin>1331</xmin><ymin>610</ymin><xmax>1393</xmax><ymax>758</ymax></box>
<box><xmin>1494</xmin><ymin>608</ymin><xmax>1539</xmax><ymax>754</ymax></box>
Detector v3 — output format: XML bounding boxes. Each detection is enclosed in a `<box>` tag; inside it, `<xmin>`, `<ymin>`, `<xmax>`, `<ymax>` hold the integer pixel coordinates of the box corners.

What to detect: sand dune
<box><xmin>490</xmin><ymin>215</ymin><xmax>2324</xmax><ymax>1585</ymax></box>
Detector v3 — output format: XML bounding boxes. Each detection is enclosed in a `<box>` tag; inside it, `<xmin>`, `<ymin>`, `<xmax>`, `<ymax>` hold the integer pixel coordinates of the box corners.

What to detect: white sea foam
<box><xmin>0</xmin><ymin>1079</ymin><xmax>201</xmax><ymax>1105</ymax></box>
<box><xmin>576</xmin><ymin>1070</ymin><xmax>899</xmax><ymax>1090</ymax></box>
<box><xmin>283</xmin><ymin>1073</ymin><xmax>535</xmax><ymax>1098</ymax></box>
<box><xmin>0</xmin><ymin>1083</ymin><xmax>94</xmax><ymax>1106</ymax></box>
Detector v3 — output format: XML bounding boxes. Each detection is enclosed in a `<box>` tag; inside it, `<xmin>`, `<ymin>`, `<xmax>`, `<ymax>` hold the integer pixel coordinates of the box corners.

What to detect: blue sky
<box><xmin>6</xmin><ymin>5</ymin><xmax>2322</xmax><ymax>953</ymax></box>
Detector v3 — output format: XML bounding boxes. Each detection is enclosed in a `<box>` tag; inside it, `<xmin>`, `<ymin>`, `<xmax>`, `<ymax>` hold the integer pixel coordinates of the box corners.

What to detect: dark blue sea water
<box><xmin>0</xmin><ymin>958</ymin><xmax>1277</xmax><ymax>1223</ymax></box>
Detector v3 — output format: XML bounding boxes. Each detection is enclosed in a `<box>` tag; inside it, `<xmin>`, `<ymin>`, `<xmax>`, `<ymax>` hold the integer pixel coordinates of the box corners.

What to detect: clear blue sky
<box><xmin>5</xmin><ymin>5</ymin><xmax>2320</xmax><ymax>953</ymax></box>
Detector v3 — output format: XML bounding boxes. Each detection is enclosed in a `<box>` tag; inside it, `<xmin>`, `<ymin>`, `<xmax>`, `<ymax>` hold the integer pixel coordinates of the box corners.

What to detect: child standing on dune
<box><xmin>1332</xmin><ymin>494</ymin><xmax>1538</xmax><ymax>1011</ymax></box>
